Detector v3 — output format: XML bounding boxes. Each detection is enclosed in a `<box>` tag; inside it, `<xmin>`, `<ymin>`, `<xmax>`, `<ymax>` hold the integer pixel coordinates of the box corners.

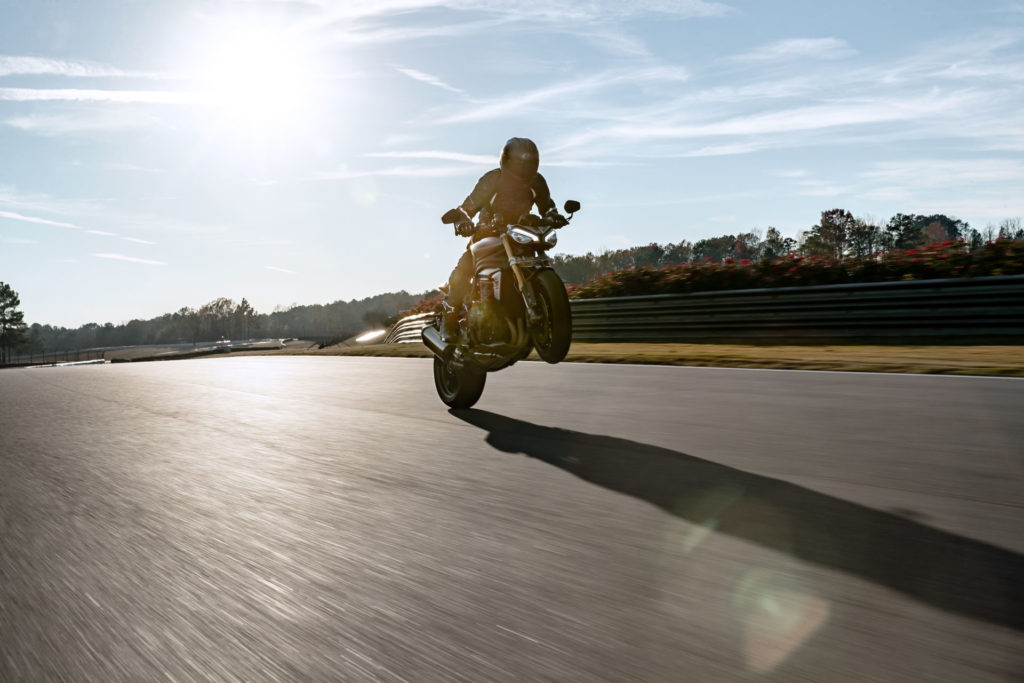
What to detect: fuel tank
<box><xmin>470</xmin><ymin>236</ymin><xmax>508</xmax><ymax>271</ymax></box>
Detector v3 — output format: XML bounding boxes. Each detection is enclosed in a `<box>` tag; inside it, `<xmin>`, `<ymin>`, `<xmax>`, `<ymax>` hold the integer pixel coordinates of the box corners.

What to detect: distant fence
<box><xmin>383</xmin><ymin>275</ymin><xmax>1024</xmax><ymax>345</ymax></box>
<box><xmin>1</xmin><ymin>347</ymin><xmax>110</xmax><ymax>368</ymax></box>
<box><xmin>1</xmin><ymin>339</ymin><xmax>286</xmax><ymax>368</ymax></box>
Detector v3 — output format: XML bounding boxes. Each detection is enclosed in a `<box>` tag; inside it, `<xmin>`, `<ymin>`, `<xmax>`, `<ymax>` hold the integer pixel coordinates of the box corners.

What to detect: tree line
<box><xmin>552</xmin><ymin>212</ymin><xmax>1024</xmax><ymax>284</ymax></box>
<box><xmin>3</xmin><ymin>210</ymin><xmax>1022</xmax><ymax>359</ymax></box>
<box><xmin>2</xmin><ymin>289</ymin><xmax>428</xmax><ymax>358</ymax></box>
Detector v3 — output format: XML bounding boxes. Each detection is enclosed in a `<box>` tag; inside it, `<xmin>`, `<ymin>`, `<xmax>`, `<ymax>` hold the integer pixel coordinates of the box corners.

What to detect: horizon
<box><xmin>2</xmin><ymin>0</ymin><xmax>1023</xmax><ymax>328</ymax></box>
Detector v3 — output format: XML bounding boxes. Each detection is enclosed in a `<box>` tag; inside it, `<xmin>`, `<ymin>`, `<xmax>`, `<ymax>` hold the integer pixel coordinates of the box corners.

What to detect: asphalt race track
<box><xmin>1</xmin><ymin>357</ymin><xmax>1021</xmax><ymax>681</ymax></box>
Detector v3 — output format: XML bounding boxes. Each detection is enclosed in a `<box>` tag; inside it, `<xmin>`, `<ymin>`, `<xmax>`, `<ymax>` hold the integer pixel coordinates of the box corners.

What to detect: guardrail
<box><xmin>384</xmin><ymin>275</ymin><xmax>1024</xmax><ymax>345</ymax></box>
<box><xmin>571</xmin><ymin>274</ymin><xmax>1024</xmax><ymax>342</ymax></box>
<box><xmin>384</xmin><ymin>312</ymin><xmax>435</xmax><ymax>344</ymax></box>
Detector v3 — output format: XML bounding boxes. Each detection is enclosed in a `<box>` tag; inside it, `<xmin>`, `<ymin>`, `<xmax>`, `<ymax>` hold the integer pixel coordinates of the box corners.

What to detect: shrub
<box><xmin>569</xmin><ymin>239</ymin><xmax>1023</xmax><ymax>299</ymax></box>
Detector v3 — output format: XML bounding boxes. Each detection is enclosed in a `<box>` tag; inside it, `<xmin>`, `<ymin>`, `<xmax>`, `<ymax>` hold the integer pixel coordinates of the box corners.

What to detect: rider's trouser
<box><xmin>444</xmin><ymin>249</ymin><xmax>473</xmax><ymax>335</ymax></box>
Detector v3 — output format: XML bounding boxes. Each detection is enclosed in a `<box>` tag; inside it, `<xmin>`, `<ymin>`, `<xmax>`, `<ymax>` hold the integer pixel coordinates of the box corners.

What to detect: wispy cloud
<box><xmin>0</xmin><ymin>209</ymin><xmax>82</xmax><ymax>230</ymax></box>
<box><xmin>0</xmin><ymin>87</ymin><xmax>199</xmax><ymax>103</ymax></box>
<box><xmin>265</xmin><ymin>265</ymin><xmax>296</xmax><ymax>274</ymax></box>
<box><xmin>731</xmin><ymin>38</ymin><xmax>856</xmax><ymax>63</ymax></box>
<box><xmin>552</xmin><ymin>91</ymin><xmax>979</xmax><ymax>153</ymax></box>
<box><xmin>393</xmin><ymin>66</ymin><xmax>464</xmax><ymax>93</ymax></box>
<box><xmin>431</xmin><ymin>66</ymin><xmax>690</xmax><ymax>124</ymax></box>
<box><xmin>362</xmin><ymin>148</ymin><xmax>614</xmax><ymax>169</ymax></box>
<box><xmin>862</xmin><ymin>159</ymin><xmax>1024</xmax><ymax>189</ymax></box>
<box><xmin>0</xmin><ymin>55</ymin><xmax>161</xmax><ymax>78</ymax></box>
<box><xmin>328</xmin><ymin>18</ymin><xmax>511</xmax><ymax>45</ymax></box>
<box><xmin>796</xmin><ymin>180</ymin><xmax>854</xmax><ymax>197</ymax></box>
<box><xmin>310</xmin><ymin>0</ymin><xmax>730</xmax><ymax>28</ymax></box>
<box><xmin>682</xmin><ymin>142</ymin><xmax>773</xmax><ymax>157</ymax></box>
<box><xmin>103</xmin><ymin>162</ymin><xmax>165</xmax><ymax>173</ymax></box>
<box><xmin>3</xmin><ymin>237</ymin><xmax>36</xmax><ymax>244</ymax></box>
<box><xmin>93</xmin><ymin>253</ymin><xmax>166</xmax><ymax>265</ymax></box>
<box><xmin>5</xmin><ymin>110</ymin><xmax>167</xmax><ymax>135</ymax></box>
<box><xmin>311</xmin><ymin>165</ymin><xmax>477</xmax><ymax>180</ymax></box>
<box><xmin>364</xmin><ymin>150</ymin><xmax>493</xmax><ymax>164</ymax></box>
<box><xmin>0</xmin><ymin>207</ymin><xmax>160</xmax><ymax>245</ymax></box>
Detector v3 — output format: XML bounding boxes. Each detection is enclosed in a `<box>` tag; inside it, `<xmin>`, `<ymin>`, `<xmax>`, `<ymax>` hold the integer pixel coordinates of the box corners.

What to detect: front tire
<box><xmin>433</xmin><ymin>356</ymin><xmax>486</xmax><ymax>409</ymax></box>
<box><xmin>529</xmin><ymin>270</ymin><xmax>572</xmax><ymax>364</ymax></box>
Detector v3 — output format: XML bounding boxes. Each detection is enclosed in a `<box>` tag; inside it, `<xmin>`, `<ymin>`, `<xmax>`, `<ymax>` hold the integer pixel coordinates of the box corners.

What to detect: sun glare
<box><xmin>198</xmin><ymin>26</ymin><xmax>318</xmax><ymax>132</ymax></box>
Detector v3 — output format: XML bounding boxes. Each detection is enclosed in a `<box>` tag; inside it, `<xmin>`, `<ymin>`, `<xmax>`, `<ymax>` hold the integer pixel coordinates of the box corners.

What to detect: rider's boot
<box><xmin>440</xmin><ymin>300</ymin><xmax>459</xmax><ymax>344</ymax></box>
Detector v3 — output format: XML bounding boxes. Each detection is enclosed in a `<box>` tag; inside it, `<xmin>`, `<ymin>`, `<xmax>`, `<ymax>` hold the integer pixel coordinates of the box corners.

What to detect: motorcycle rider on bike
<box><xmin>441</xmin><ymin>137</ymin><xmax>568</xmax><ymax>342</ymax></box>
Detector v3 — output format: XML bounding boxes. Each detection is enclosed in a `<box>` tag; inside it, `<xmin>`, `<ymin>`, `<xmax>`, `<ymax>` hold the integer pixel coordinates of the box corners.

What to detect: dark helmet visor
<box><xmin>500</xmin><ymin>137</ymin><xmax>539</xmax><ymax>181</ymax></box>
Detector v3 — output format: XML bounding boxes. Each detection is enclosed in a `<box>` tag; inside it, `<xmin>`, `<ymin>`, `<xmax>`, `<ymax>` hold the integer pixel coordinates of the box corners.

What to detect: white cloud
<box><xmin>682</xmin><ymin>142</ymin><xmax>772</xmax><ymax>157</ymax></box>
<box><xmin>6</xmin><ymin>111</ymin><xmax>167</xmax><ymax>135</ymax></box>
<box><xmin>93</xmin><ymin>253</ymin><xmax>167</xmax><ymax>265</ymax></box>
<box><xmin>265</xmin><ymin>265</ymin><xmax>297</xmax><ymax>274</ymax></box>
<box><xmin>0</xmin><ymin>55</ymin><xmax>160</xmax><ymax>78</ymax></box>
<box><xmin>796</xmin><ymin>181</ymin><xmax>854</xmax><ymax>198</ymax></box>
<box><xmin>862</xmin><ymin>159</ymin><xmax>1024</xmax><ymax>189</ymax></box>
<box><xmin>335</xmin><ymin>18</ymin><xmax>511</xmax><ymax>45</ymax></box>
<box><xmin>0</xmin><ymin>207</ymin><xmax>157</xmax><ymax>246</ymax></box>
<box><xmin>0</xmin><ymin>186</ymin><xmax>108</xmax><ymax>215</ymax></box>
<box><xmin>0</xmin><ymin>209</ymin><xmax>82</xmax><ymax>230</ymax></box>
<box><xmin>394</xmin><ymin>66</ymin><xmax>464</xmax><ymax>94</ymax></box>
<box><xmin>310</xmin><ymin>0</ymin><xmax>730</xmax><ymax>25</ymax></box>
<box><xmin>731</xmin><ymin>38</ymin><xmax>856</xmax><ymax>63</ymax></box>
<box><xmin>311</xmin><ymin>165</ymin><xmax>478</xmax><ymax>180</ymax></box>
<box><xmin>3</xmin><ymin>237</ymin><xmax>36</xmax><ymax>244</ymax></box>
<box><xmin>432</xmin><ymin>66</ymin><xmax>690</xmax><ymax>125</ymax></box>
<box><xmin>103</xmin><ymin>162</ymin><xmax>165</xmax><ymax>173</ymax></box>
<box><xmin>364</xmin><ymin>150</ymin><xmax>493</xmax><ymax>164</ymax></box>
<box><xmin>0</xmin><ymin>87</ymin><xmax>199</xmax><ymax>104</ymax></box>
<box><xmin>553</xmin><ymin>91</ymin><xmax>978</xmax><ymax>152</ymax></box>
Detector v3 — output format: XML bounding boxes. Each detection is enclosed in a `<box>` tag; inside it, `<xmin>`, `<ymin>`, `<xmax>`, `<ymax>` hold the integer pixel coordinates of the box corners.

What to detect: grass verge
<box><xmin>231</xmin><ymin>341</ymin><xmax>1024</xmax><ymax>377</ymax></box>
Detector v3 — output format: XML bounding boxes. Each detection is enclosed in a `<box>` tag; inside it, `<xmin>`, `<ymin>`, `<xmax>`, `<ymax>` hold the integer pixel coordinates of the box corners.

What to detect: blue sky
<box><xmin>2</xmin><ymin>0</ymin><xmax>1022</xmax><ymax>328</ymax></box>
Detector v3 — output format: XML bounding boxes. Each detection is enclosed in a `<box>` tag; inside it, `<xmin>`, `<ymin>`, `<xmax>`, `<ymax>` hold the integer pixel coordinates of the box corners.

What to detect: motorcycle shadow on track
<box><xmin>451</xmin><ymin>409</ymin><xmax>1024</xmax><ymax>633</ymax></box>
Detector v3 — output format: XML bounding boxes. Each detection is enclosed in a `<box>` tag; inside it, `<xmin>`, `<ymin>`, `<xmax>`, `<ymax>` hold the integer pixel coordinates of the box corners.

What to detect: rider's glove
<box><xmin>452</xmin><ymin>207</ymin><xmax>475</xmax><ymax>237</ymax></box>
<box><xmin>545</xmin><ymin>209</ymin><xmax>569</xmax><ymax>228</ymax></box>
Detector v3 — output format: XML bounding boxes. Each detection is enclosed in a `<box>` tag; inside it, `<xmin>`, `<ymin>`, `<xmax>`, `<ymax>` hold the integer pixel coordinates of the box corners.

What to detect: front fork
<box><xmin>501</xmin><ymin>235</ymin><xmax>541</xmax><ymax>323</ymax></box>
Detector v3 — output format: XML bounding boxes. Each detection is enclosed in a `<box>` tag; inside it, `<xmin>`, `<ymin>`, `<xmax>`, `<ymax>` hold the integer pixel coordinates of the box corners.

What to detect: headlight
<box><xmin>544</xmin><ymin>230</ymin><xmax>558</xmax><ymax>247</ymax></box>
<box><xmin>509</xmin><ymin>227</ymin><xmax>539</xmax><ymax>244</ymax></box>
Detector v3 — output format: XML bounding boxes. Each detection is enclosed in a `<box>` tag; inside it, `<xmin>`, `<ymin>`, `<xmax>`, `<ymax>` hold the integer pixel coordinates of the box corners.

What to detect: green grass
<box><xmin>230</xmin><ymin>341</ymin><xmax>1024</xmax><ymax>377</ymax></box>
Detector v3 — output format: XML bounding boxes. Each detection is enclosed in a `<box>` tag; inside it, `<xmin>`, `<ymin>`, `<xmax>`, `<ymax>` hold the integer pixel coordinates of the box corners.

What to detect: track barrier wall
<box><xmin>387</xmin><ymin>275</ymin><xmax>1024</xmax><ymax>345</ymax></box>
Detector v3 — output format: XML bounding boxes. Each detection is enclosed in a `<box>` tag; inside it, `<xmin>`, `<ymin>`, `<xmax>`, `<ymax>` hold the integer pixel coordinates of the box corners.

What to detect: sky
<box><xmin>1</xmin><ymin>0</ymin><xmax>1023</xmax><ymax>328</ymax></box>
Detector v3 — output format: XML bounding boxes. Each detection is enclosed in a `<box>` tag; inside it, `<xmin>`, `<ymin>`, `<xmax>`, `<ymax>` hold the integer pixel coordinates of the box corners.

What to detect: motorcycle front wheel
<box><xmin>528</xmin><ymin>269</ymin><xmax>572</xmax><ymax>364</ymax></box>
<box><xmin>433</xmin><ymin>355</ymin><xmax>486</xmax><ymax>409</ymax></box>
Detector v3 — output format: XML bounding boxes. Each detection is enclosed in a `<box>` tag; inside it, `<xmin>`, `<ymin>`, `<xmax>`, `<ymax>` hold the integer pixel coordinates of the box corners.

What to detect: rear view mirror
<box><xmin>441</xmin><ymin>208</ymin><xmax>463</xmax><ymax>224</ymax></box>
<box><xmin>563</xmin><ymin>200</ymin><xmax>581</xmax><ymax>214</ymax></box>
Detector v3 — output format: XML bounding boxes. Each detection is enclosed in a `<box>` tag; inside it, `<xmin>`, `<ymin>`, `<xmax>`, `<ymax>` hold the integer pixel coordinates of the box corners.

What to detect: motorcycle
<box><xmin>421</xmin><ymin>200</ymin><xmax>581</xmax><ymax>409</ymax></box>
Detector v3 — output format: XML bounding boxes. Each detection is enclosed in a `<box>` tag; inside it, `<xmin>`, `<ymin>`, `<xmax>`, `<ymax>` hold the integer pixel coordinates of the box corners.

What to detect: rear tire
<box><xmin>529</xmin><ymin>270</ymin><xmax>572</xmax><ymax>364</ymax></box>
<box><xmin>433</xmin><ymin>356</ymin><xmax>486</xmax><ymax>409</ymax></box>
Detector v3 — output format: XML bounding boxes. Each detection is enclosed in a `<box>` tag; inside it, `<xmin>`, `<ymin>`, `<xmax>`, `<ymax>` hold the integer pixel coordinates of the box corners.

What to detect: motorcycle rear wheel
<box><xmin>433</xmin><ymin>355</ymin><xmax>486</xmax><ymax>409</ymax></box>
<box><xmin>529</xmin><ymin>270</ymin><xmax>572</xmax><ymax>364</ymax></box>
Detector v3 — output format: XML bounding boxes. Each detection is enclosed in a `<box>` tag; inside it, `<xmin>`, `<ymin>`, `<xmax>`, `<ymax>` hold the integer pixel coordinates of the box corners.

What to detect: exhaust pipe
<box><xmin>421</xmin><ymin>325</ymin><xmax>450</xmax><ymax>359</ymax></box>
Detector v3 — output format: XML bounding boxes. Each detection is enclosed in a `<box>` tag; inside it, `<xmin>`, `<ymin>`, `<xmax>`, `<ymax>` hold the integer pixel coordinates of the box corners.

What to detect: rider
<box><xmin>441</xmin><ymin>137</ymin><xmax>567</xmax><ymax>341</ymax></box>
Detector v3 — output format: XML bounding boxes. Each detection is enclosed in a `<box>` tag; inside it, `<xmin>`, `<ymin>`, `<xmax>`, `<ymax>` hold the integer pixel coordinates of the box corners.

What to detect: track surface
<box><xmin>1</xmin><ymin>357</ymin><xmax>1022</xmax><ymax>681</ymax></box>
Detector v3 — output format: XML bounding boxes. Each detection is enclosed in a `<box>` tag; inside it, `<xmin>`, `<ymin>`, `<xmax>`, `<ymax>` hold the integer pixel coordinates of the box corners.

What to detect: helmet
<box><xmin>499</xmin><ymin>137</ymin><xmax>539</xmax><ymax>182</ymax></box>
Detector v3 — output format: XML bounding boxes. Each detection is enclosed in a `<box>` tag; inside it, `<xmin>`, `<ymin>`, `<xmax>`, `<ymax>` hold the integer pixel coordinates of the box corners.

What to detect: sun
<box><xmin>198</xmin><ymin>25</ymin><xmax>318</xmax><ymax>132</ymax></box>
